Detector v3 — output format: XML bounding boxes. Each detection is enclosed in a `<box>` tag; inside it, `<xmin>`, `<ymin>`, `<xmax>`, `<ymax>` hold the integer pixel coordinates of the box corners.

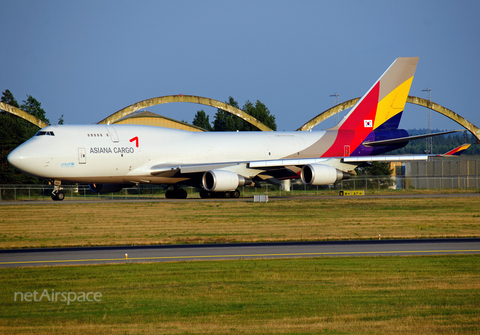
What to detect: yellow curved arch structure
<box><xmin>0</xmin><ymin>102</ymin><xmax>49</xmax><ymax>129</ymax></box>
<box><xmin>98</xmin><ymin>95</ymin><xmax>273</xmax><ymax>131</ymax></box>
<box><xmin>297</xmin><ymin>96</ymin><xmax>480</xmax><ymax>141</ymax></box>
<box><xmin>406</xmin><ymin>96</ymin><xmax>480</xmax><ymax>141</ymax></box>
<box><xmin>297</xmin><ymin>99</ymin><xmax>358</xmax><ymax>131</ymax></box>
<box><xmin>3</xmin><ymin>93</ymin><xmax>477</xmax><ymax>140</ymax></box>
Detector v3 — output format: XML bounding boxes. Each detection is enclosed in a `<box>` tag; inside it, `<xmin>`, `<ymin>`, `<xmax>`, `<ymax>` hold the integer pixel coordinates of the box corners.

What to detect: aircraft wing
<box><xmin>149</xmin><ymin>154</ymin><xmax>429</xmax><ymax>178</ymax></box>
<box><xmin>150</xmin><ymin>162</ymin><xmax>270</xmax><ymax>182</ymax></box>
<box><xmin>150</xmin><ymin>162</ymin><xmax>242</xmax><ymax>176</ymax></box>
<box><xmin>248</xmin><ymin>155</ymin><xmax>429</xmax><ymax>169</ymax></box>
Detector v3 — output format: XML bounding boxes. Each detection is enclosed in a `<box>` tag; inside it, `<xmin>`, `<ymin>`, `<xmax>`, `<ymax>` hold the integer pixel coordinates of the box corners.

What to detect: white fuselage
<box><xmin>8</xmin><ymin>124</ymin><xmax>328</xmax><ymax>184</ymax></box>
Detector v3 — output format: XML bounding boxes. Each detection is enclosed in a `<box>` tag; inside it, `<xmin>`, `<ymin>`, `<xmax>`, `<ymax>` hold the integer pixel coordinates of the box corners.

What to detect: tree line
<box><xmin>191</xmin><ymin>96</ymin><xmax>276</xmax><ymax>131</ymax></box>
<box><xmin>0</xmin><ymin>90</ymin><xmax>51</xmax><ymax>184</ymax></box>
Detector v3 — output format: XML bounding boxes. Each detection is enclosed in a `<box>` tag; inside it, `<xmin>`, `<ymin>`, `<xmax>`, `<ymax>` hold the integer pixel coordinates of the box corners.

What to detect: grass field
<box><xmin>1</xmin><ymin>196</ymin><xmax>479</xmax><ymax>249</ymax></box>
<box><xmin>1</xmin><ymin>196</ymin><xmax>479</xmax><ymax>333</ymax></box>
<box><xmin>1</xmin><ymin>255</ymin><xmax>479</xmax><ymax>334</ymax></box>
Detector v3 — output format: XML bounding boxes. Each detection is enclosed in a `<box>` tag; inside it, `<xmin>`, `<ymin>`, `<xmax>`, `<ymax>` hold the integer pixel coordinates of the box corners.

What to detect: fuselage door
<box><xmin>106</xmin><ymin>126</ymin><xmax>119</xmax><ymax>143</ymax></box>
<box><xmin>78</xmin><ymin>148</ymin><xmax>86</xmax><ymax>164</ymax></box>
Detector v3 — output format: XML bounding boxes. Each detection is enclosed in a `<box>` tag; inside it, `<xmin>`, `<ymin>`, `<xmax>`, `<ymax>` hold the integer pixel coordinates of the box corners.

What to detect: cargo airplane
<box><xmin>7</xmin><ymin>57</ymin><xmax>461</xmax><ymax>200</ymax></box>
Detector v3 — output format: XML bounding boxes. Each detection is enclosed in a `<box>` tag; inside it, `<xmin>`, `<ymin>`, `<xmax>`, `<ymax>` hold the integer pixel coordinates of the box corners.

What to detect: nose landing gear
<box><xmin>51</xmin><ymin>180</ymin><xmax>65</xmax><ymax>201</ymax></box>
<box><xmin>51</xmin><ymin>191</ymin><xmax>65</xmax><ymax>201</ymax></box>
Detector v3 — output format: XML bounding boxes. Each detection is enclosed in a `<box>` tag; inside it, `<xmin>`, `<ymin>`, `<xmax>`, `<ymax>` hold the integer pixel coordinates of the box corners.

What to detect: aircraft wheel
<box><xmin>200</xmin><ymin>190</ymin><xmax>210</xmax><ymax>199</ymax></box>
<box><xmin>178</xmin><ymin>189</ymin><xmax>188</xmax><ymax>199</ymax></box>
<box><xmin>232</xmin><ymin>190</ymin><xmax>240</xmax><ymax>198</ymax></box>
<box><xmin>224</xmin><ymin>191</ymin><xmax>231</xmax><ymax>198</ymax></box>
<box><xmin>166</xmin><ymin>189</ymin><xmax>187</xmax><ymax>199</ymax></box>
<box><xmin>51</xmin><ymin>192</ymin><xmax>65</xmax><ymax>201</ymax></box>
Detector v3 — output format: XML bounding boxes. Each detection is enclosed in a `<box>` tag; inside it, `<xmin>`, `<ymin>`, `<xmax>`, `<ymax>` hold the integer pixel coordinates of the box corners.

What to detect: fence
<box><xmin>1</xmin><ymin>175</ymin><xmax>479</xmax><ymax>201</ymax></box>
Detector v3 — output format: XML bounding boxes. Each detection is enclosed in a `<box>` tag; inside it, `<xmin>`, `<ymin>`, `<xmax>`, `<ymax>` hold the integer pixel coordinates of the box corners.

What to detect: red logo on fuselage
<box><xmin>129</xmin><ymin>136</ymin><xmax>139</xmax><ymax>147</ymax></box>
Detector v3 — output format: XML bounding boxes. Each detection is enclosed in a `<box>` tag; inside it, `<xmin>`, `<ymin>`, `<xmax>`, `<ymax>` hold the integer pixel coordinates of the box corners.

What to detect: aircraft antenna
<box><xmin>330</xmin><ymin>93</ymin><xmax>340</xmax><ymax>125</ymax></box>
<box><xmin>422</xmin><ymin>88</ymin><xmax>432</xmax><ymax>153</ymax></box>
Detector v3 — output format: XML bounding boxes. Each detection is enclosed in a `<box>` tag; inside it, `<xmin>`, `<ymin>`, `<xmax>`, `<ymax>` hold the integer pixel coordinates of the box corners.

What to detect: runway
<box><xmin>1</xmin><ymin>238</ymin><xmax>479</xmax><ymax>268</ymax></box>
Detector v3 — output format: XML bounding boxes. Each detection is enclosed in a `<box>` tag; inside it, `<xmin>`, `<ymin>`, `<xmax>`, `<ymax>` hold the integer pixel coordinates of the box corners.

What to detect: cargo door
<box><xmin>106</xmin><ymin>126</ymin><xmax>119</xmax><ymax>142</ymax></box>
<box><xmin>78</xmin><ymin>148</ymin><xmax>86</xmax><ymax>164</ymax></box>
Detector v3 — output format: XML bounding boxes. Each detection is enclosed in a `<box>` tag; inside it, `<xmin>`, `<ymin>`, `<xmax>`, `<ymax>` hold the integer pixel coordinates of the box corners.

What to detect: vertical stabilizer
<box><xmin>322</xmin><ymin>57</ymin><xmax>418</xmax><ymax>157</ymax></box>
<box><xmin>332</xmin><ymin>57</ymin><xmax>418</xmax><ymax>131</ymax></box>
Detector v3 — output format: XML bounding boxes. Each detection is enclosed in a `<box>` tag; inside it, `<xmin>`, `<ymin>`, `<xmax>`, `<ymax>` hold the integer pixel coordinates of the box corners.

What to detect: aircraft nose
<box><xmin>7</xmin><ymin>147</ymin><xmax>25</xmax><ymax>170</ymax></box>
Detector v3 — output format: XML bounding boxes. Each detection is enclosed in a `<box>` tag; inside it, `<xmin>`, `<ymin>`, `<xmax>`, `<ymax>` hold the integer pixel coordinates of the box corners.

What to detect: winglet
<box><xmin>442</xmin><ymin>144</ymin><xmax>471</xmax><ymax>156</ymax></box>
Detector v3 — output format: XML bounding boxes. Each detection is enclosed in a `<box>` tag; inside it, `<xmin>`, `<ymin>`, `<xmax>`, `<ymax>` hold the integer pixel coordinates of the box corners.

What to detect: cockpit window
<box><xmin>35</xmin><ymin>131</ymin><xmax>55</xmax><ymax>136</ymax></box>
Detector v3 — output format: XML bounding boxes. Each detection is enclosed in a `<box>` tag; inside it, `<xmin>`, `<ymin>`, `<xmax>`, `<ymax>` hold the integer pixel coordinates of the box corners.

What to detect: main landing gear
<box><xmin>165</xmin><ymin>188</ymin><xmax>188</xmax><ymax>199</ymax></box>
<box><xmin>51</xmin><ymin>180</ymin><xmax>65</xmax><ymax>201</ymax></box>
<box><xmin>199</xmin><ymin>189</ymin><xmax>240</xmax><ymax>199</ymax></box>
<box><xmin>164</xmin><ymin>187</ymin><xmax>241</xmax><ymax>199</ymax></box>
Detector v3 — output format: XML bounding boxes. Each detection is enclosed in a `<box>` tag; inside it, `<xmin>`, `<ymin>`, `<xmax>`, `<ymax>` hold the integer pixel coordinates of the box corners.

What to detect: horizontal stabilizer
<box><xmin>343</xmin><ymin>155</ymin><xmax>428</xmax><ymax>162</ymax></box>
<box><xmin>362</xmin><ymin>130</ymin><xmax>463</xmax><ymax>147</ymax></box>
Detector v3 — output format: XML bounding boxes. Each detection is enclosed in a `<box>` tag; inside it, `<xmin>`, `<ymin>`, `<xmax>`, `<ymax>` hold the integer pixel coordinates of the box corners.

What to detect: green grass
<box><xmin>1</xmin><ymin>255</ymin><xmax>479</xmax><ymax>334</ymax></box>
<box><xmin>1</xmin><ymin>197</ymin><xmax>480</xmax><ymax>248</ymax></box>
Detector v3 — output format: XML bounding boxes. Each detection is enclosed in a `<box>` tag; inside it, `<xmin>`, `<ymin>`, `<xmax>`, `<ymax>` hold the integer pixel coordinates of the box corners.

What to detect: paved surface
<box><xmin>1</xmin><ymin>239</ymin><xmax>479</xmax><ymax>268</ymax></box>
<box><xmin>1</xmin><ymin>192</ymin><xmax>480</xmax><ymax>206</ymax></box>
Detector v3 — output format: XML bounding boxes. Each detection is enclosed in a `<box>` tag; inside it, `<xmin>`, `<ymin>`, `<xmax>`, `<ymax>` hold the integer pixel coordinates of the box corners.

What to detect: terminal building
<box><xmin>393</xmin><ymin>157</ymin><xmax>480</xmax><ymax>189</ymax></box>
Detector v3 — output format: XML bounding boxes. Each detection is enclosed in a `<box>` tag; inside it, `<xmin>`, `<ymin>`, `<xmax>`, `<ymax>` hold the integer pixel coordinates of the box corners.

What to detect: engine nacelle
<box><xmin>88</xmin><ymin>183</ymin><xmax>128</xmax><ymax>194</ymax></box>
<box><xmin>301</xmin><ymin>164</ymin><xmax>349</xmax><ymax>186</ymax></box>
<box><xmin>202</xmin><ymin>170</ymin><xmax>252</xmax><ymax>192</ymax></box>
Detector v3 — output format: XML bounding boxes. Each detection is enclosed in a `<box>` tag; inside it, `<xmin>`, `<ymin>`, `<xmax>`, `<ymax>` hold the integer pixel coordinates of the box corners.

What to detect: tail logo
<box><xmin>321</xmin><ymin>57</ymin><xmax>419</xmax><ymax>158</ymax></box>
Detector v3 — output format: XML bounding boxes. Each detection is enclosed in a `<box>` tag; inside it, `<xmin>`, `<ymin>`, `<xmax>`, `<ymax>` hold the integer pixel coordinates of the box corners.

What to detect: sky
<box><xmin>1</xmin><ymin>0</ymin><xmax>479</xmax><ymax>132</ymax></box>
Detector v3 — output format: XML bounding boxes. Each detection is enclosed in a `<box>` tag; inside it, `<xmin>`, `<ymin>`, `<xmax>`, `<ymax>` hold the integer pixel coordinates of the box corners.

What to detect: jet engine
<box><xmin>88</xmin><ymin>183</ymin><xmax>128</xmax><ymax>194</ymax></box>
<box><xmin>300</xmin><ymin>164</ymin><xmax>350</xmax><ymax>186</ymax></box>
<box><xmin>202</xmin><ymin>170</ymin><xmax>252</xmax><ymax>192</ymax></box>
